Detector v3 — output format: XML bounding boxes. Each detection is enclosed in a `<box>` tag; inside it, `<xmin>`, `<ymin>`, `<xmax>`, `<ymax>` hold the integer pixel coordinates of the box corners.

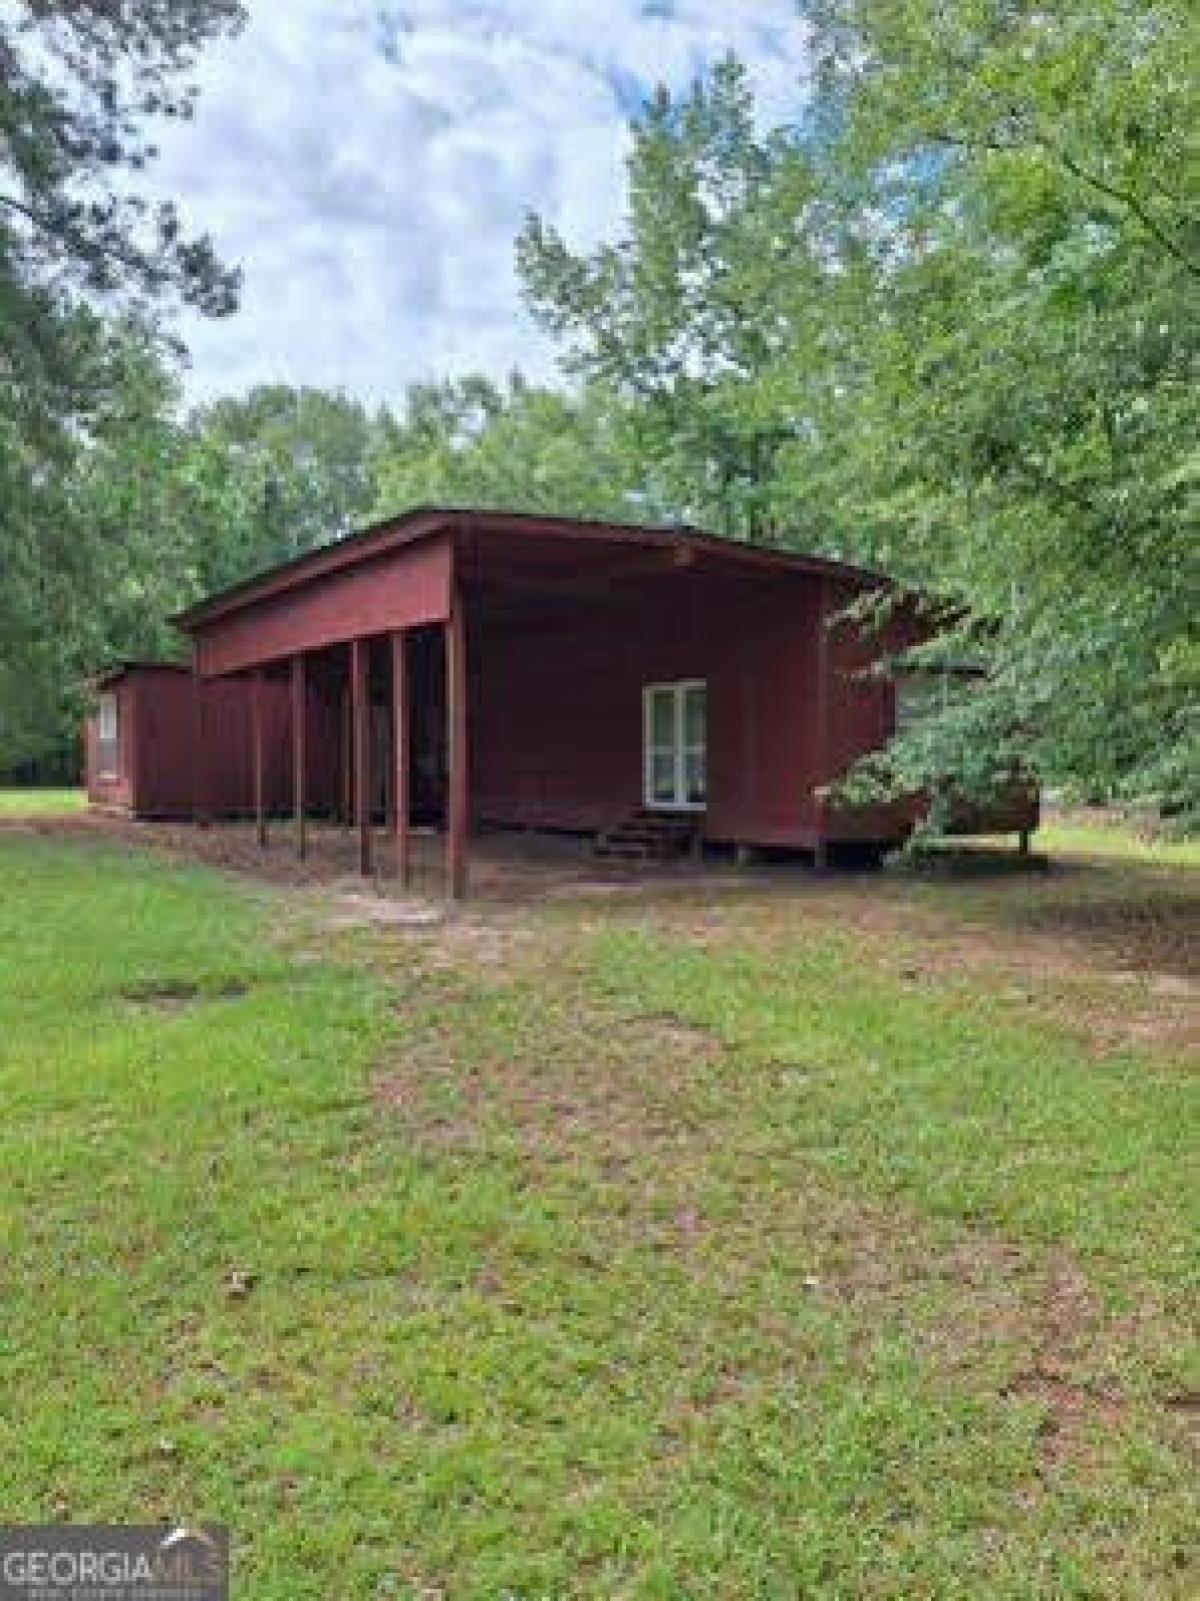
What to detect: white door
<box><xmin>643</xmin><ymin>680</ymin><xmax>706</xmax><ymax>810</ymax></box>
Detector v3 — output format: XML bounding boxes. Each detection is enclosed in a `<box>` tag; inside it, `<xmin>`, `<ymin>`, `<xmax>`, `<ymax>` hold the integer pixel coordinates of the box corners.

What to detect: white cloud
<box><xmin>154</xmin><ymin>1</ymin><xmax>811</xmax><ymax>407</ymax></box>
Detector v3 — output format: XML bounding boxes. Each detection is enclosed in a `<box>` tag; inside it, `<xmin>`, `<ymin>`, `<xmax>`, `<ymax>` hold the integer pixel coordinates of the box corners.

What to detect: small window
<box><xmin>895</xmin><ymin>673</ymin><xmax>945</xmax><ymax>734</ymax></box>
<box><xmin>97</xmin><ymin>692</ymin><xmax>120</xmax><ymax>778</ymax></box>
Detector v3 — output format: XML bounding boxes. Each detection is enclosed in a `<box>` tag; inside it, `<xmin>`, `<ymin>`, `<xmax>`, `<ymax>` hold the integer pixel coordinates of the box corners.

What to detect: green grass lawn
<box><xmin>1037</xmin><ymin>813</ymin><xmax>1200</xmax><ymax>870</ymax></box>
<box><xmin>0</xmin><ymin>786</ymin><xmax>86</xmax><ymax>815</ymax></box>
<box><xmin>1</xmin><ymin>831</ymin><xmax>1196</xmax><ymax>1598</ymax></box>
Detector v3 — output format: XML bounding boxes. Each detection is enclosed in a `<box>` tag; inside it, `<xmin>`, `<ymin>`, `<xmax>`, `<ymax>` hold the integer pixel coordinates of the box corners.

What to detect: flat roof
<box><xmin>173</xmin><ymin>506</ymin><xmax>890</xmax><ymax>633</ymax></box>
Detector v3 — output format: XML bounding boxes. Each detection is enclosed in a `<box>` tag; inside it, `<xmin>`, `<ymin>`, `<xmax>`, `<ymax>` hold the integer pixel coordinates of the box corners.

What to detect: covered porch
<box><xmin>179</xmin><ymin>515</ymin><xmax>688</xmax><ymax>901</ymax></box>
<box><xmin>175</xmin><ymin>508</ymin><xmax>883</xmax><ymax>898</ymax></box>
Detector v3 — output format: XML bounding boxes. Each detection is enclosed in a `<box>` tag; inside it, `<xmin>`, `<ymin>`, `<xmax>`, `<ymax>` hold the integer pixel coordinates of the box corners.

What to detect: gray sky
<box><xmin>154</xmin><ymin>1</ymin><xmax>812</xmax><ymax>405</ymax></box>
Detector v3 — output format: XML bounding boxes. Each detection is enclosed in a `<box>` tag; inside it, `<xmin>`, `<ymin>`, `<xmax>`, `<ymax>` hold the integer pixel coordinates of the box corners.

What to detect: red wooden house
<box><xmin>86</xmin><ymin>663</ymin><xmax>297</xmax><ymax>818</ymax></box>
<box><xmin>85</xmin><ymin>508</ymin><xmax>1036</xmax><ymax>892</ymax></box>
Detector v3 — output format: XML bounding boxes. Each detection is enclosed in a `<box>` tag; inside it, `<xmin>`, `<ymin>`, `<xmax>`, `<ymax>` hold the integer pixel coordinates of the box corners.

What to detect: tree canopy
<box><xmin>1</xmin><ymin>0</ymin><xmax>1195</xmax><ymax>821</ymax></box>
<box><xmin>1</xmin><ymin>1</ymin><xmax>243</xmax><ymax>415</ymax></box>
<box><xmin>517</xmin><ymin>7</ymin><xmax>1198</xmax><ymax>819</ymax></box>
<box><xmin>1</xmin><ymin>0</ymin><xmax>245</xmax><ymax>774</ymax></box>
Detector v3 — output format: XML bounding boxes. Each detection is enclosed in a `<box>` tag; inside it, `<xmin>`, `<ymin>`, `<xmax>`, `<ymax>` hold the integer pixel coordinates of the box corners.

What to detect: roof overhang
<box><xmin>172</xmin><ymin>506</ymin><xmax>892</xmax><ymax>636</ymax></box>
<box><xmin>87</xmin><ymin>660</ymin><xmax>189</xmax><ymax>691</ymax></box>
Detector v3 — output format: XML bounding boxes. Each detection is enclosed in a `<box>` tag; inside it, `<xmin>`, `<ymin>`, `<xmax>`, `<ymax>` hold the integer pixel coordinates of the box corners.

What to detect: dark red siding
<box><xmin>194</xmin><ymin>536</ymin><xmax>452</xmax><ymax>678</ymax></box>
<box><xmin>471</xmin><ymin>568</ymin><xmax>832</xmax><ymax>846</ymax></box>
<box><xmin>818</xmin><ymin>580</ymin><xmax>918</xmax><ymax>842</ymax></box>
<box><xmin>84</xmin><ymin>666</ymin><xmax>342</xmax><ymax>820</ymax></box>
<box><xmin>159</xmin><ymin>511</ymin><xmax>1036</xmax><ymax>860</ymax></box>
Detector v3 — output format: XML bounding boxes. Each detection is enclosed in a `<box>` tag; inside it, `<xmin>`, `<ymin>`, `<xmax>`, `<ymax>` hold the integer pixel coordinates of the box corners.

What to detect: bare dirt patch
<box><xmin>1164</xmin><ymin>1392</ymin><xmax>1200</xmax><ymax>1449</ymax></box>
<box><xmin>1005</xmin><ymin>1370</ymin><xmax>1127</xmax><ymax>1465</ymax></box>
<box><xmin>372</xmin><ymin>1000</ymin><xmax>722</xmax><ymax>1166</ymax></box>
<box><xmin>989</xmin><ymin>1253</ymin><xmax>1136</xmax><ymax>1468</ymax></box>
<box><xmin>1008</xmin><ymin>877</ymin><xmax>1200</xmax><ymax>982</ymax></box>
<box><xmin>321</xmin><ymin>890</ymin><xmax>446</xmax><ymax>931</ymax></box>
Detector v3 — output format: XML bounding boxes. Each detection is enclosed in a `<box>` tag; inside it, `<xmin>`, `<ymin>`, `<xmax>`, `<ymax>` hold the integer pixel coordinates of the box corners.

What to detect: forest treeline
<box><xmin>1</xmin><ymin>3</ymin><xmax>1195</xmax><ymax>817</ymax></box>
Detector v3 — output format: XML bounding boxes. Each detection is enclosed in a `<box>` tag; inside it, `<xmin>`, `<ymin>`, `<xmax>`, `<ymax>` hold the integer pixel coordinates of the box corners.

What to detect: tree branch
<box><xmin>0</xmin><ymin>190</ymin><xmax>167</xmax><ymax>287</ymax></box>
<box><xmin>926</xmin><ymin>127</ymin><xmax>1199</xmax><ymax>278</ymax></box>
<box><xmin>1048</xmin><ymin>143</ymin><xmax>1199</xmax><ymax>279</ymax></box>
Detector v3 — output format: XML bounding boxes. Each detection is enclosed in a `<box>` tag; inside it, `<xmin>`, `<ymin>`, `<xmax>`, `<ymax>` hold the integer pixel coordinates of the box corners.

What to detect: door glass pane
<box><xmin>651</xmin><ymin>751</ymin><xmax>676</xmax><ymax>804</ymax></box>
<box><xmin>684</xmin><ymin>750</ymin><xmax>706</xmax><ymax>805</ymax></box>
<box><xmin>683</xmin><ymin>684</ymin><xmax>706</xmax><ymax>747</ymax></box>
<box><xmin>650</xmin><ymin>689</ymin><xmax>674</xmax><ymax>747</ymax></box>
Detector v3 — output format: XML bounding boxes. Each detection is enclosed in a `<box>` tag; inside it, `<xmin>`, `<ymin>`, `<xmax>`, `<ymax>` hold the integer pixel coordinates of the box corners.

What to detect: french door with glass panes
<box><xmin>642</xmin><ymin>680</ymin><xmax>706</xmax><ymax>810</ymax></box>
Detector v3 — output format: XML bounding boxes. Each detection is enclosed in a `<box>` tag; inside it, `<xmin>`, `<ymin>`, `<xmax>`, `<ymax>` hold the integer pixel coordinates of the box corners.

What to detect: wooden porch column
<box><xmin>252</xmin><ymin>668</ymin><xmax>267</xmax><ymax>848</ymax></box>
<box><xmin>291</xmin><ymin>654</ymin><xmax>306</xmax><ymax>861</ymax></box>
<box><xmin>391</xmin><ymin>629</ymin><xmax>410</xmax><ymax>889</ymax></box>
<box><xmin>340</xmin><ymin>681</ymin><xmax>353</xmax><ymax>828</ymax></box>
<box><xmin>813</xmin><ymin>574</ymin><xmax>832</xmax><ymax>873</ymax></box>
<box><xmin>446</xmin><ymin>593</ymin><xmax>469</xmax><ymax>901</ymax></box>
<box><xmin>190</xmin><ymin>664</ymin><xmax>207</xmax><ymax>828</ymax></box>
<box><xmin>351</xmin><ymin>637</ymin><xmax>372</xmax><ymax>876</ymax></box>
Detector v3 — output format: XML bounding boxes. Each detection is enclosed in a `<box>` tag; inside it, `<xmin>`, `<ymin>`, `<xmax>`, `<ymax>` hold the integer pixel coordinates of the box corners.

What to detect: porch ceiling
<box><xmin>457</xmin><ymin>528</ymin><xmax>705</xmax><ymax>611</ymax></box>
<box><xmin>174</xmin><ymin>506</ymin><xmax>888</xmax><ymax>636</ymax></box>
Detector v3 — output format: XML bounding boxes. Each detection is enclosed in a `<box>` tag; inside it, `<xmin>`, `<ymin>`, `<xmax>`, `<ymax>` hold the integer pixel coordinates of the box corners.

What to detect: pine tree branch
<box><xmin>0</xmin><ymin>191</ymin><xmax>166</xmax><ymax>286</ymax></box>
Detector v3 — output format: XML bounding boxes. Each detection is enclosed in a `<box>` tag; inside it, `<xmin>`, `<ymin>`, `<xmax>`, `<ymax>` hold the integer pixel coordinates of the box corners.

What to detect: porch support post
<box><xmin>391</xmin><ymin>629</ymin><xmax>410</xmax><ymax>889</ymax></box>
<box><xmin>813</xmin><ymin>574</ymin><xmax>832</xmax><ymax>873</ymax></box>
<box><xmin>340</xmin><ymin>680</ymin><xmax>352</xmax><ymax>828</ymax></box>
<box><xmin>291</xmin><ymin>653</ymin><xmax>306</xmax><ymax>861</ymax></box>
<box><xmin>351</xmin><ymin>637</ymin><xmax>372</xmax><ymax>876</ymax></box>
<box><xmin>446</xmin><ymin>590</ymin><xmax>469</xmax><ymax>901</ymax></box>
<box><xmin>190</xmin><ymin>662</ymin><xmax>207</xmax><ymax>827</ymax></box>
<box><xmin>252</xmin><ymin>668</ymin><xmax>266</xmax><ymax>848</ymax></box>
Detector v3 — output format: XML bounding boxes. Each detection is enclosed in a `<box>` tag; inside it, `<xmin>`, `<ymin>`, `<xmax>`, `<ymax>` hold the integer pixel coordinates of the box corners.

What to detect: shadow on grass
<box><xmin>899</xmin><ymin>844</ymin><xmax>1199</xmax><ymax>980</ymax></box>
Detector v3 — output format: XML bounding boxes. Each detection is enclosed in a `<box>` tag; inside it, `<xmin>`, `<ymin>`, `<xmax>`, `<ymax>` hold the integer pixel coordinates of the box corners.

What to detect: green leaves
<box><xmin>368</xmin><ymin>375</ymin><xmax>651</xmax><ymax>525</ymax></box>
<box><xmin>518</xmin><ymin>6</ymin><xmax>1198</xmax><ymax>820</ymax></box>
<box><xmin>518</xmin><ymin>57</ymin><xmax>823</xmax><ymax>541</ymax></box>
<box><xmin>0</xmin><ymin>1</ymin><xmax>244</xmax><ymax>326</ymax></box>
<box><xmin>0</xmin><ymin>3</ymin><xmax>248</xmax><ymax>774</ymax></box>
<box><xmin>3</xmin><ymin>3</ymin><xmax>1194</xmax><ymax>820</ymax></box>
<box><xmin>805</xmin><ymin>0</ymin><xmax>1198</xmax><ymax>816</ymax></box>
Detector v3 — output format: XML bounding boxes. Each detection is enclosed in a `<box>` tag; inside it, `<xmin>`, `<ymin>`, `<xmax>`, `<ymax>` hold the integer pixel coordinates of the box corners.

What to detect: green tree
<box><xmin>517</xmin><ymin>13</ymin><xmax>1198</xmax><ymax>818</ymax></box>
<box><xmin>185</xmin><ymin>386</ymin><xmax>381</xmax><ymax>587</ymax></box>
<box><xmin>518</xmin><ymin>59</ymin><xmax>834</xmax><ymax>539</ymax></box>
<box><xmin>1</xmin><ymin>4</ymin><xmax>244</xmax><ymax>302</ymax></box>
<box><xmin>370</xmin><ymin>373</ymin><xmax>650</xmax><ymax>523</ymax></box>
<box><xmin>1</xmin><ymin>363</ymin><xmax>391</xmax><ymax>776</ymax></box>
<box><xmin>0</xmin><ymin>330</ymin><xmax>191</xmax><ymax>774</ymax></box>
<box><xmin>0</xmin><ymin>0</ymin><xmax>245</xmax><ymax>776</ymax></box>
<box><xmin>798</xmin><ymin>0</ymin><xmax>1199</xmax><ymax>816</ymax></box>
